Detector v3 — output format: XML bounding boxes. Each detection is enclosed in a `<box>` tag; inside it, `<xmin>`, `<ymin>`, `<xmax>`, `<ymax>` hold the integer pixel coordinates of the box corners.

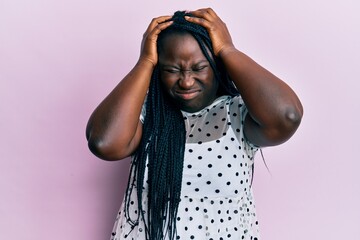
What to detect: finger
<box><xmin>150</xmin><ymin>20</ymin><xmax>173</xmax><ymax>36</ymax></box>
<box><xmin>188</xmin><ymin>8</ymin><xmax>216</xmax><ymax>21</ymax></box>
<box><xmin>147</xmin><ymin>16</ymin><xmax>172</xmax><ymax>31</ymax></box>
<box><xmin>151</xmin><ymin>15</ymin><xmax>172</xmax><ymax>25</ymax></box>
<box><xmin>184</xmin><ymin>15</ymin><xmax>211</xmax><ymax>29</ymax></box>
<box><xmin>206</xmin><ymin>8</ymin><xmax>219</xmax><ymax>18</ymax></box>
<box><xmin>145</xmin><ymin>15</ymin><xmax>172</xmax><ymax>34</ymax></box>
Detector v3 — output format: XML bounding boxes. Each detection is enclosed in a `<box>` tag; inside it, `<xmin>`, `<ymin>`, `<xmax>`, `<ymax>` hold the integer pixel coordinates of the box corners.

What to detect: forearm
<box><xmin>86</xmin><ymin>59</ymin><xmax>154</xmax><ymax>160</ymax></box>
<box><xmin>220</xmin><ymin>48</ymin><xmax>303</xmax><ymax>141</ymax></box>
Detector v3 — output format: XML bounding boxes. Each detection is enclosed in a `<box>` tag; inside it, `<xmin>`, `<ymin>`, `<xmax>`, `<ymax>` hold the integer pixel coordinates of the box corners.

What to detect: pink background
<box><xmin>1</xmin><ymin>0</ymin><xmax>359</xmax><ymax>239</ymax></box>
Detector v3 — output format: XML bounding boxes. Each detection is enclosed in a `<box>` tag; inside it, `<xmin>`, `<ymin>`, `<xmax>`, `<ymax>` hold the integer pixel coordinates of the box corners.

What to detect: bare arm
<box><xmin>219</xmin><ymin>48</ymin><xmax>303</xmax><ymax>146</ymax></box>
<box><xmin>86</xmin><ymin>16</ymin><xmax>173</xmax><ymax>160</ymax></box>
<box><xmin>186</xmin><ymin>8</ymin><xmax>303</xmax><ymax>147</ymax></box>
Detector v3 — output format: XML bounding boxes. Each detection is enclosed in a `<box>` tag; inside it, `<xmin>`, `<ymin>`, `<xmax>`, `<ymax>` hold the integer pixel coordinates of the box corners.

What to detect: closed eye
<box><xmin>193</xmin><ymin>65</ymin><xmax>208</xmax><ymax>72</ymax></box>
<box><xmin>164</xmin><ymin>68</ymin><xmax>180</xmax><ymax>73</ymax></box>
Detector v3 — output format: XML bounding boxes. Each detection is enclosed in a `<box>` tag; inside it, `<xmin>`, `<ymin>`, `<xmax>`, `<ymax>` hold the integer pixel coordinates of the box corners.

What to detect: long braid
<box><xmin>124</xmin><ymin>11</ymin><xmax>239</xmax><ymax>240</ymax></box>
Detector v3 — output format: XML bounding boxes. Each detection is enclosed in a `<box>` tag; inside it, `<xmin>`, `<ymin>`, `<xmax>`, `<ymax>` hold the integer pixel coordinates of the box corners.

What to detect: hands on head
<box><xmin>139</xmin><ymin>8</ymin><xmax>235</xmax><ymax>67</ymax></box>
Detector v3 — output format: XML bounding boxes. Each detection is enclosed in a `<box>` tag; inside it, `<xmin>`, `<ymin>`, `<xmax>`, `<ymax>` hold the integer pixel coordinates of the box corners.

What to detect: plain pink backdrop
<box><xmin>1</xmin><ymin>0</ymin><xmax>359</xmax><ymax>239</ymax></box>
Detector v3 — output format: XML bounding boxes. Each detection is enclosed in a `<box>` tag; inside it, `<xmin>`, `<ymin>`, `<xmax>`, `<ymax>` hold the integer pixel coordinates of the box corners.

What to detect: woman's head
<box><xmin>156</xmin><ymin>11</ymin><xmax>238</xmax><ymax>112</ymax></box>
<box><xmin>158</xmin><ymin>32</ymin><xmax>218</xmax><ymax>113</ymax></box>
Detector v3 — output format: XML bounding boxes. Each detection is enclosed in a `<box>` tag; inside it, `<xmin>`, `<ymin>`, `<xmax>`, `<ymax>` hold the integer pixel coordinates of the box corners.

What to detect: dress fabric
<box><xmin>111</xmin><ymin>95</ymin><xmax>260</xmax><ymax>240</ymax></box>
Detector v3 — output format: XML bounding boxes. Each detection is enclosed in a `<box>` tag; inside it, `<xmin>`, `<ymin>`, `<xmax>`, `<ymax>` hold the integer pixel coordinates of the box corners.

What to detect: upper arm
<box><xmin>119</xmin><ymin>120</ymin><xmax>143</xmax><ymax>159</ymax></box>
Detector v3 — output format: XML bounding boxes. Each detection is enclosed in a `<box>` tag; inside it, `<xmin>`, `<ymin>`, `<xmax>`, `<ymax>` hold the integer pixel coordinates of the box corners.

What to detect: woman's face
<box><xmin>158</xmin><ymin>33</ymin><xmax>218</xmax><ymax>113</ymax></box>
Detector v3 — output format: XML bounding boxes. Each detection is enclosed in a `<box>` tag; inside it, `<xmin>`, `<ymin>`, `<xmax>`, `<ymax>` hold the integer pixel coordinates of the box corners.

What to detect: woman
<box><xmin>86</xmin><ymin>8</ymin><xmax>303</xmax><ymax>240</ymax></box>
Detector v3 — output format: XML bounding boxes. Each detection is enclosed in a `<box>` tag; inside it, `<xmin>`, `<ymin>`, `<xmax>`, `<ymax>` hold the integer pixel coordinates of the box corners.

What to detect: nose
<box><xmin>178</xmin><ymin>70</ymin><xmax>195</xmax><ymax>89</ymax></box>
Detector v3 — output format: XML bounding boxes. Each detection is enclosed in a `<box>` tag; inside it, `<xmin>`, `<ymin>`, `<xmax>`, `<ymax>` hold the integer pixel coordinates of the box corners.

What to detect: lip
<box><xmin>175</xmin><ymin>90</ymin><xmax>201</xmax><ymax>100</ymax></box>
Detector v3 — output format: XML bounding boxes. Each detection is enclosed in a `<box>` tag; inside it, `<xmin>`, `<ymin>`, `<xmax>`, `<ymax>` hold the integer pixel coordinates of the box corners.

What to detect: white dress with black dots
<box><xmin>111</xmin><ymin>95</ymin><xmax>260</xmax><ymax>240</ymax></box>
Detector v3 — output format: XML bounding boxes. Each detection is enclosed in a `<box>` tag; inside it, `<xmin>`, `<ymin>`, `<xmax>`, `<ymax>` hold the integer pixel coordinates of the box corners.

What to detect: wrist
<box><xmin>137</xmin><ymin>57</ymin><xmax>156</xmax><ymax>69</ymax></box>
<box><xmin>218</xmin><ymin>45</ymin><xmax>237</xmax><ymax>58</ymax></box>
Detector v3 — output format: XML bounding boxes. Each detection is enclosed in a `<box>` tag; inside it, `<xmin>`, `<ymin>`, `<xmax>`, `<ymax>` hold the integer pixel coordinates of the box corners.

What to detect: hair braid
<box><xmin>124</xmin><ymin>11</ymin><xmax>239</xmax><ymax>240</ymax></box>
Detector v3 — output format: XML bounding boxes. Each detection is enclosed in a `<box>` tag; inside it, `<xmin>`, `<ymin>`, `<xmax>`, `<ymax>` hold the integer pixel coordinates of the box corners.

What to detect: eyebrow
<box><xmin>160</xmin><ymin>60</ymin><xmax>209</xmax><ymax>68</ymax></box>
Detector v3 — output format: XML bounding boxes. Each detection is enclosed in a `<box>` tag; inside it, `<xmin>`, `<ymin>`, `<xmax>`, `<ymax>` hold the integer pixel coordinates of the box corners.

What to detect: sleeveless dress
<box><xmin>111</xmin><ymin>95</ymin><xmax>260</xmax><ymax>240</ymax></box>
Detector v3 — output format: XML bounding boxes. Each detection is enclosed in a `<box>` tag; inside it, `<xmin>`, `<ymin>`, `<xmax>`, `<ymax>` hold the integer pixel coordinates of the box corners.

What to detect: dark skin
<box><xmin>86</xmin><ymin>8</ymin><xmax>303</xmax><ymax>160</ymax></box>
<box><xmin>158</xmin><ymin>33</ymin><xmax>218</xmax><ymax>113</ymax></box>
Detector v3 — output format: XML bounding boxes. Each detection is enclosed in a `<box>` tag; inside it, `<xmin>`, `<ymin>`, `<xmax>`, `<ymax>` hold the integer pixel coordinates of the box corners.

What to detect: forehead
<box><xmin>158</xmin><ymin>33</ymin><xmax>206</xmax><ymax>64</ymax></box>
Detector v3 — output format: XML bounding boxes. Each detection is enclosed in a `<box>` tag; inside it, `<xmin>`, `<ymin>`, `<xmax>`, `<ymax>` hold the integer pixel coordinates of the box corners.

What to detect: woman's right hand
<box><xmin>139</xmin><ymin>16</ymin><xmax>173</xmax><ymax>66</ymax></box>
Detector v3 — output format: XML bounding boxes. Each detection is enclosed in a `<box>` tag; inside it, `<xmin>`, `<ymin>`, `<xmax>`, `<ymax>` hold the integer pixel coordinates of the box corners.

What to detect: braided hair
<box><xmin>124</xmin><ymin>11</ymin><xmax>239</xmax><ymax>240</ymax></box>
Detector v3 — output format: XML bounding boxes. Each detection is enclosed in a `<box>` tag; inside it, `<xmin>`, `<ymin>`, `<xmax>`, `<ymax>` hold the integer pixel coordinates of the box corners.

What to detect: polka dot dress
<box><xmin>111</xmin><ymin>95</ymin><xmax>260</xmax><ymax>240</ymax></box>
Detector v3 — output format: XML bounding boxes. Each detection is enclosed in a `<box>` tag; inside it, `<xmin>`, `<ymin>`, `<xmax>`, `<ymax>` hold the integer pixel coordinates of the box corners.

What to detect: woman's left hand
<box><xmin>185</xmin><ymin>8</ymin><xmax>235</xmax><ymax>56</ymax></box>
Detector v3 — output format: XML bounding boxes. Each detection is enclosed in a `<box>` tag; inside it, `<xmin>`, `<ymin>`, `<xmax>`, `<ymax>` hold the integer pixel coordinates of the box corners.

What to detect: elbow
<box><xmin>87</xmin><ymin>137</ymin><xmax>112</xmax><ymax>160</ymax></box>
<box><xmin>285</xmin><ymin>106</ymin><xmax>303</xmax><ymax>129</ymax></box>
<box><xmin>265</xmin><ymin>104</ymin><xmax>303</xmax><ymax>145</ymax></box>
<box><xmin>277</xmin><ymin>103</ymin><xmax>303</xmax><ymax>138</ymax></box>
<box><xmin>87</xmin><ymin>136</ymin><xmax>127</xmax><ymax>161</ymax></box>
<box><xmin>248</xmin><ymin>101</ymin><xmax>303</xmax><ymax>147</ymax></box>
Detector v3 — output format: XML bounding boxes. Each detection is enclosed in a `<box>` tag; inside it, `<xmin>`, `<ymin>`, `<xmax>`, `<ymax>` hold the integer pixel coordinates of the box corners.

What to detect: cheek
<box><xmin>160</xmin><ymin>75</ymin><xmax>174</xmax><ymax>93</ymax></box>
<box><xmin>207</xmin><ymin>73</ymin><xmax>218</xmax><ymax>90</ymax></box>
